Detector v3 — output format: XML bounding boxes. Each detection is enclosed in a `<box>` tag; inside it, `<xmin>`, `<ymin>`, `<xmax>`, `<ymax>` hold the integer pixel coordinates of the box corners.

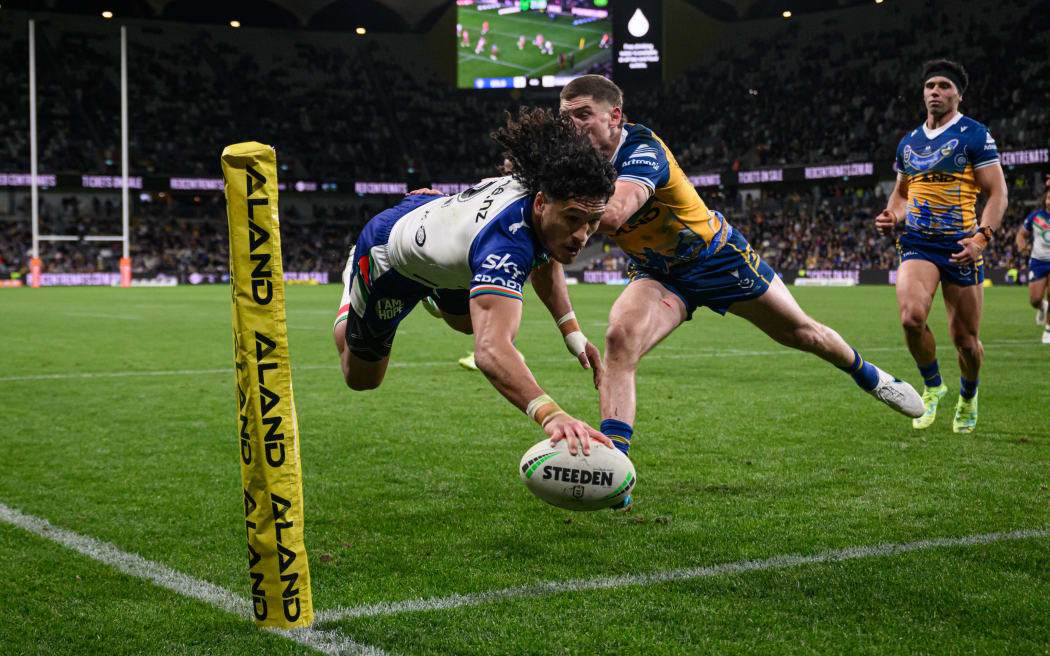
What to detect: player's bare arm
<box><xmin>598</xmin><ymin>179</ymin><xmax>651</xmax><ymax>234</ymax></box>
<box><xmin>530</xmin><ymin>260</ymin><xmax>604</xmax><ymax>386</ymax></box>
<box><xmin>470</xmin><ymin>293</ymin><xmax>610</xmax><ymax>454</ymax></box>
<box><xmin>1015</xmin><ymin>225</ymin><xmax>1030</xmax><ymax>253</ymax></box>
<box><xmin>876</xmin><ymin>173</ymin><xmax>910</xmax><ymax>236</ymax></box>
<box><xmin>950</xmin><ymin>163</ymin><xmax>1008</xmax><ymax>265</ymax></box>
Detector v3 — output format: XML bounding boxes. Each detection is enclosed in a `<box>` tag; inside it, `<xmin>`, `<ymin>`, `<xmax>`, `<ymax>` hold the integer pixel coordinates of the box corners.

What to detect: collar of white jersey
<box><xmin>608</xmin><ymin>127</ymin><xmax>629</xmax><ymax>162</ymax></box>
<box><xmin>922</xmin><ymin>112</ymin><xmax>964</xmax><ymax>140</ymax></box>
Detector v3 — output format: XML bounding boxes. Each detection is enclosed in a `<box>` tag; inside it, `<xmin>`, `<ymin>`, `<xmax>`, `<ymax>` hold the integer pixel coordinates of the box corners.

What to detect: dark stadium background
<box><xmin>0</xmin><ymin>0</ymin><xmax>1046</xmax><ymax>284</ymax></box>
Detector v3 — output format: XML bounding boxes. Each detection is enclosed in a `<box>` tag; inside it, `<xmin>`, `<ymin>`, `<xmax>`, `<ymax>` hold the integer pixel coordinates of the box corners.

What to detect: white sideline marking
<box><xmin>317</xmin><ymin>528</ymin><xmax>1050</xmax><ymax>622</ymax></box>
<box><xmin>0</xmin><ymin>503</ymin><xmax>393</xmax><ymax>656</ymax></box>
<box><xmin>0</xmin><ymin>341</ymin><xmax>1035</xmax><ymax>383</ymax></box>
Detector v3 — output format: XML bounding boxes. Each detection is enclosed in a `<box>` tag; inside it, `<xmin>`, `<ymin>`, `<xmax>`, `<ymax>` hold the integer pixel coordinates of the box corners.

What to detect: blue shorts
<box><xmin>896</xmin><ymin>233</ymin><xmax>984</xmax><ymax>287</ymax></box>
<box><xmin>338</xmin><ymin>194</ymin><xmax>468</xmax><ymax>360</ymax></box>
<box><xmin>1030</xmin><ymin>258</ymin><xmax>1050</xmax><ymax>282</ymax></box>
<box><xmin>626</xmin><ymin>227</ymin><xmax>775</xmax><ymax>319</ymax></box>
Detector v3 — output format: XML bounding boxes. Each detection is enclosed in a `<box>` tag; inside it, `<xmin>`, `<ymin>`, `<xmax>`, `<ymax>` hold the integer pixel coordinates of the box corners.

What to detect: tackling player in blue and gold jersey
<box><xmin>876</xmin><ymin>59</ymin><xmax>1008</xmax><ymax>433</ymax></box>
<box><xmin>559</xmin><ymin>76</ymin><xmax>923</xmax><ymax>509</ymax></box>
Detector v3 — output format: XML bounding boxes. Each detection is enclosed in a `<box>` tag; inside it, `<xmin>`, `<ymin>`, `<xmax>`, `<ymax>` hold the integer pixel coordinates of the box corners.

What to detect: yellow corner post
<box><xmin>221</xmin><ymin>142</ymin><xmax>313</xmax><ymax>629</ymax></box>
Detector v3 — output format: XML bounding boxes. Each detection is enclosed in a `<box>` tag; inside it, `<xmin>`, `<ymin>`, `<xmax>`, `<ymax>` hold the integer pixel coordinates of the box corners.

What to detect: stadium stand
<box><xmin>0</xmin><ymin>0</ymin><xmax>1046</xmax><ymax>278</ymax></box>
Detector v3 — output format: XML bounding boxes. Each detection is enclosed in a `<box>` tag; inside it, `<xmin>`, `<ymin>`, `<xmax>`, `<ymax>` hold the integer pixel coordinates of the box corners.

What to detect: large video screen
<box><xmin>456</xmin><ymin>1</ymin><xmax>613</xmax><ymax>90</ymax></box>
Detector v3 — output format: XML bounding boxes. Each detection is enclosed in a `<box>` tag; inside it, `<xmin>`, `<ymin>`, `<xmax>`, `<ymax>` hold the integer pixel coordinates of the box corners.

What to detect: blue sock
<box><xmin>837</xmin><ymin>347</ymin><xmax>879</xmax><ymax>392</ymax></box>
<box><xmin>918</xmin><ymin>360</ymin><xmax>942</xmax><ymax>388</ymax></box>
<box><xmin>960</xmin><ymin>377</ymin><xmax>978</xmax><ymax>400</ymax></box>
<box><xmin>600</xmin><ymin>419</ymin><xmax>633</xmax><ymax>455</ymax></box>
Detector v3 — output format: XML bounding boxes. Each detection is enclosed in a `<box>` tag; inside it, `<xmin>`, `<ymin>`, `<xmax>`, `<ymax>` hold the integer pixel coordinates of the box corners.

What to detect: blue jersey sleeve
<box><xmin>895</xmin><ymin>138</ymin><xmax>906</xmax><ymax>174</ymax></box>
<box><xmin>616</xmin><ymin>129</ymin><xmax>670</xmax><ymax>193</ymax></box>
<box><xmin>967</xmin><ymin>124</ymin><xmax>999</xmax><ymax>170</ymax></box>
<box><xmin>467</xmin><ymin>203</ymin><xmax>536</xmax><ymax>302</ymax></box>
<box><xmin>1024</xmin><ymin>211</ymin><xmax>1037</xmax><ymax>233</ymax></box>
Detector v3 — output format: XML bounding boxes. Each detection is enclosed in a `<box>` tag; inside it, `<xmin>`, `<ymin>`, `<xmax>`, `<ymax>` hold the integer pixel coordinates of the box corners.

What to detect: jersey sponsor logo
<box><xmin>903</xmin><ymin>138</ymin><xmax>959</xmax><ymax>171</ymax></box>
<box><xmin>471</xmin><ymin>273</ymin><xmax>523</xmax><ymax>291</ymax></box>
<box><xmin>629</xmin><ymin>145</ymin><xmax>658</xmax><ymax>160</ymax></box>
<box><xmin>508</xmin><ymin>218</ymin><xmax>528</xmax><ymax>234</ymax></box>
<box><xmin>482</xmin><ymin>253</ymin><xmax>523</xmax><ymax>278</ymax></box>
<box><xmin>415</xmin><ymin>225</ymin><xmax>426</xmax><ymax>246</ymax></box>
<box><xmin>375</xmin><ymin>297</ymin><xmax>404</xmax><ymax>321</ymax></box>
<box><xmin>625</xmin><ymin>158</ymin><xmax>660</xmax><ymax>169</ymax></box>
<box><xmin>919</xmin><ymin>172</ymin><xmax>956</xmax><ymax>183</ymax></box>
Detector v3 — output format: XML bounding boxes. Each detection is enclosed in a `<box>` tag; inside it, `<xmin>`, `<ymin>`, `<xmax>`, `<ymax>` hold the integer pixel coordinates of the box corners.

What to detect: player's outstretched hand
<box><xmin>545</xmin><ymin>413</ymin><xmax>612</xmax><ymax>456</ymax></box>
<box><xmin>577</xmin><ymin>340</ymin><xmax>604</xmax><ymax>389</ymax></box>
<box><xmin>950</xmin><ymin>237</ymin><xmax>983</xmax><ymax>266</ymax></box>
<box><xmin>407</xmin><ymin>187</ymin><xmax>445</xmax><ymax>196</ymax></box>
<box><xmin>875</xmin><ymin>210</ymin><xmax>899</xmax><ymax>237</ymax></box>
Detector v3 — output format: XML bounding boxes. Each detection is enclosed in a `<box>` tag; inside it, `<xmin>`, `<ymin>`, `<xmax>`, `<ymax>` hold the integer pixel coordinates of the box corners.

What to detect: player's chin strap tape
<box><xmin>556</xmin><ymin>311</ymin><xmax>588</xmax><ymax>357</ymax></box>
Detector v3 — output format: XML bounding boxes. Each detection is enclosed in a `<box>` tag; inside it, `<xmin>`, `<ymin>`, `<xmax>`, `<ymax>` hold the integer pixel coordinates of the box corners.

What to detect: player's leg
<box><xmin>942</xmin><ymin>280</ymin><xmax>983</xmax><ymax>432</ymax></box>
<box><xmin>1028</xmin><ymin>266</ymin><xmax>1048</xmax><ymax>327</ymax></box>
<box><xmin>727</xmin><ymin>276</ymin><xmax>923</xmax><ymax>417</ymax></box>
<box><xmin>599</xmin><ymin>277</ymin><xmax>687</xmax><ymax>455</ymax></box>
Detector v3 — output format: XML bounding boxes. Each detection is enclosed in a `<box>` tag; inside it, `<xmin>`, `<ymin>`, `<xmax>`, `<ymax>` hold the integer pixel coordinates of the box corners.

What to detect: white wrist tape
<box><xmin>564</xmin><ymin>330</ymin><xmax>588</xmax><ymax>357</ymax></box>
<box><xmin>556</xmin><ymin>311</ymin><xmax>576</xmax><ymax>326</ymax></box>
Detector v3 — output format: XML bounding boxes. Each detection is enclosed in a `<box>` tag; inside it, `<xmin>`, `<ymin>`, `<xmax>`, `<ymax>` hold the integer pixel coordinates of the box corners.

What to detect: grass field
<box><xmin>3</xmin><ymin>282</ymin><xmax>1049</xmax><ymax>655</ymax></box>
<box><xmin>457</xmin><ymin>6</ymin><xmax>611</xmax><ymax>88</ymax></box>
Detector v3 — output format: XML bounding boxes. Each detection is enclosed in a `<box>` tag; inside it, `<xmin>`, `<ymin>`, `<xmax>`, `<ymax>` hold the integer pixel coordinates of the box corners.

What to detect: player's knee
<box><xmin>604</xmin><ymin>321</ymin><xmax>641</xmax><ymax>360</ymax></box>
<box><xmin>899</xmin><ymin>308</ymin><xmax>927</xmax><ymax>332</ymax></box>
<box><xmin>345</xmin><ymin>371</ymin><xmax>381</xmax><ymax>391</ymax></box>
<box><xmin>788</xmin><ymin>322</ymin><xmax>824</xmax><ymax>352</ymax></box>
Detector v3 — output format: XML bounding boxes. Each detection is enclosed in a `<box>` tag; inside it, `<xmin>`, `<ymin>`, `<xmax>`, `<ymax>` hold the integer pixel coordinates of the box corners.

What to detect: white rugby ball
<box><xmin>519</xmin><ymin>439</ymin><xmax>636</xmax><ymax>511</ymax></box>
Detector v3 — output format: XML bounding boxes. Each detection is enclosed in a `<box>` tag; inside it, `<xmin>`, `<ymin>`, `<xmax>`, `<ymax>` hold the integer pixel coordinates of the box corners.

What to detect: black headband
<box><xmin>925</xmin><ymin>69</ymin><xmax>965</xmax><ymax>95</ymax></box>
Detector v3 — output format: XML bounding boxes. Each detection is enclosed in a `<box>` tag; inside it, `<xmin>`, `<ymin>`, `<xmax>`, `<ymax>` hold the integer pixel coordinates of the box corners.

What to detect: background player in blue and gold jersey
<box><xmin>559</xmin><ymin>75</ymin><xmax>923</xmax><ymax>508</ymax></box>
<box><xmin>876</xmin><ymin>59</ymin><xmax>1008</xmax><ymax>433</ymax></box>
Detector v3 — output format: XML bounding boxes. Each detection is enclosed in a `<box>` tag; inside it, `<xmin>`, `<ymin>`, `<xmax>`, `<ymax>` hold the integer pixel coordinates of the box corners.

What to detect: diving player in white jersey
<box><xmin>333</xmin><ymin>108</ymin><xmax>618</xmax><ymax>452</ymax></box>
<box><xmin>1015</xmin><ymin>188</ymin><xmax>1050</xmax><ymax>342</ymax></box>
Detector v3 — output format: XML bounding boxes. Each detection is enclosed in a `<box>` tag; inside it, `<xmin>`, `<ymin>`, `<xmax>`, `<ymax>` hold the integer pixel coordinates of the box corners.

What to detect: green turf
<box><xmin>456</xmin><ymin>6</ymin><xmax>611</xmax><ymax>88</ymax></box>
<box><xmin>2</xmin><ymin>283</ymin><xmax>1048</xmax><ymax>654</ymax></box>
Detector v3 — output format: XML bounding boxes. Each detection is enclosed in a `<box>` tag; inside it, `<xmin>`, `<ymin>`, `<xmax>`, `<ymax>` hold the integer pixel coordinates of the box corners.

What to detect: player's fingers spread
<box><xmin>588</xmin><ymin>427</ymin><xmax>613</xmax><ymax>448</ymax></box>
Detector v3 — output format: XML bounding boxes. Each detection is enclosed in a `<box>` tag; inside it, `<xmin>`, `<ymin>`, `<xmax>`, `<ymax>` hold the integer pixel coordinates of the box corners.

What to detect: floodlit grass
<box><xmin>456</xmin><ymin>6</ymin><xmax>611</xmax><ymax>88</ymax></box>
<box><xmin>3</xmin><ymin>283</ymin><xmax>1048</xmax><ymax>654</ymax></box>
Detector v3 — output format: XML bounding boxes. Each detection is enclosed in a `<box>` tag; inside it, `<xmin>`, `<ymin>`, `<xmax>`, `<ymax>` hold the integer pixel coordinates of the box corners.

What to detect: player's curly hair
<box><xmin>491</xmin><ymin>107</ymin><xmax>616</xmax><ymax>202</ymax></box>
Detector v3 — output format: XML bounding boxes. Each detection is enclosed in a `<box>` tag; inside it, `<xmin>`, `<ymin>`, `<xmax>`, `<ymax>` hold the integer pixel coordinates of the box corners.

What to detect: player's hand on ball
<box><xmin>545</xmin><ymin>413</ymin><xmax>612</xmax><ymax>456</ymax></box>
<box><xmin>407</xmin><ymin>187</ymin><xmax>445</xmax><ymax>196</ymax></box>
<box><xmin>578</xmin><ymin>340</ymin><xmax>604</xmax><ymax>389</ymax></box>
<box><xmin>875</xmin><ymin>210</ymin><xmax>899</xmax><ymax>236</ymax></box>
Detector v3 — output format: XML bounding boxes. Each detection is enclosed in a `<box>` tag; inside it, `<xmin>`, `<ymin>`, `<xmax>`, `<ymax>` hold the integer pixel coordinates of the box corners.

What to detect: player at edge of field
<box><xmin>1014</xmin><ymin>188</ymin><xmax>1050</xmax><ymax>343</ymax></box>
<box><xmin>557</xmin><ymin>75</ymin><xmax>924</xmax><ymax>508</ymax></box>
<box><xmin>876</xmin><ymin>59</ymin><xmax>1008</xmax><ymax>433</ymax></box>
<box><xmin>332</xmin><ymin>108</ymin><xmax>617</xmax><ymax>453</ymax></box>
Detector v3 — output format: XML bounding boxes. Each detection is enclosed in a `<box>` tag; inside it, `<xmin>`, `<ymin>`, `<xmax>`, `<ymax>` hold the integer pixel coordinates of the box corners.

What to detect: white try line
<box><xmin>0</xmin><ymin>341</ymin><xmax>1036</xmax><ymax>383</ymax></box>
<box><xmin>316</xmin><ymin>527</ymin><xmax>1050</xmax><ymax>622</ymax></box>
<box><xmin>0</xmin><ymin>502</ymin><xmax>393</xmax><ymax>656</ymax></box>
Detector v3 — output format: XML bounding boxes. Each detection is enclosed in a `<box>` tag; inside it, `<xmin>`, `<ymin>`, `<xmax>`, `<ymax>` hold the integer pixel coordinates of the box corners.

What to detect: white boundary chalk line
<box><xmin>317</xmin><ymin>527</ymin><xmax>1050</xmax><ymax>622</ymax></box>
<box><xmin>3</xmin><ymin>503</ymin><xmax>1047</xmax><ymax>648</ymax></box>
<box><xmin>0</xmin><ymin>341</ymin><xmax>1036</xmax><ymax>382</ymax></box>
<box><xmin>0</xmin><ymin>502</ymin><xmax>394</xmax><ymax>656</ymax></box>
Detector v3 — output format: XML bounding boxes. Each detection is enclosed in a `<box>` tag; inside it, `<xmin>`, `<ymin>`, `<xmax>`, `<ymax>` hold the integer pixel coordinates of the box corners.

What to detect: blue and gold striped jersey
<box><xmin>895</xmin><ymin>114</ymin><xmax>999</xmax><ymax>244</ymax></box>
<box><xmin>610</xmin><ymin>123</ymin><xmax>728</xmax><ymax>273</ymax></box>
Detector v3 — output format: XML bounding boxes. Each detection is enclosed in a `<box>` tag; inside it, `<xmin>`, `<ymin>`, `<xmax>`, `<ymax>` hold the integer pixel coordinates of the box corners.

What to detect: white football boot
<box><xmin>1037</xmin><ymin>300</ymin><xmax>1047</xmax><ymax>326</ymax></box>
<box><xmin>868</xmin><ymin>366</ymin><xmax>924</xmax><ymax>418</ymax></box>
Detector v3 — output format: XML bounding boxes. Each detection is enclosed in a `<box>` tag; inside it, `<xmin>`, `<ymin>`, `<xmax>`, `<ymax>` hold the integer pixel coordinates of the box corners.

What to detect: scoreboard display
<box><xmin>457</xmin><ymin>0</ymin><xmax>613</xmax><ymax>89</ymax></box>
<box><xmin>612</xmin><ymin>0</ymin><xmax>662</xmax><ymax>87</ymax></box>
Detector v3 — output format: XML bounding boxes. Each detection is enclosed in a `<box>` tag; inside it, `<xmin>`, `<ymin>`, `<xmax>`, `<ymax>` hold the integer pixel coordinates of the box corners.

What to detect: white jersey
<box><xmin>1023</xmin><ymin>210</ymin><xmax>1050</xmax><ymax>261</ymax></box>
<box><xmin>386</xmin><ymin>177</ymin><xmax>548</xmax><ymax>301</ymax></box>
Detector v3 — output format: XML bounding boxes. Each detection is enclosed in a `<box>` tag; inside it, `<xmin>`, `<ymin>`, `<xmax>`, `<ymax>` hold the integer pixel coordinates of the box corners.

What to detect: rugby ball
<box><xmin>519</xmin><ymin>439</ymin><xmax>636</xmax><ymax>511</ymax></box>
